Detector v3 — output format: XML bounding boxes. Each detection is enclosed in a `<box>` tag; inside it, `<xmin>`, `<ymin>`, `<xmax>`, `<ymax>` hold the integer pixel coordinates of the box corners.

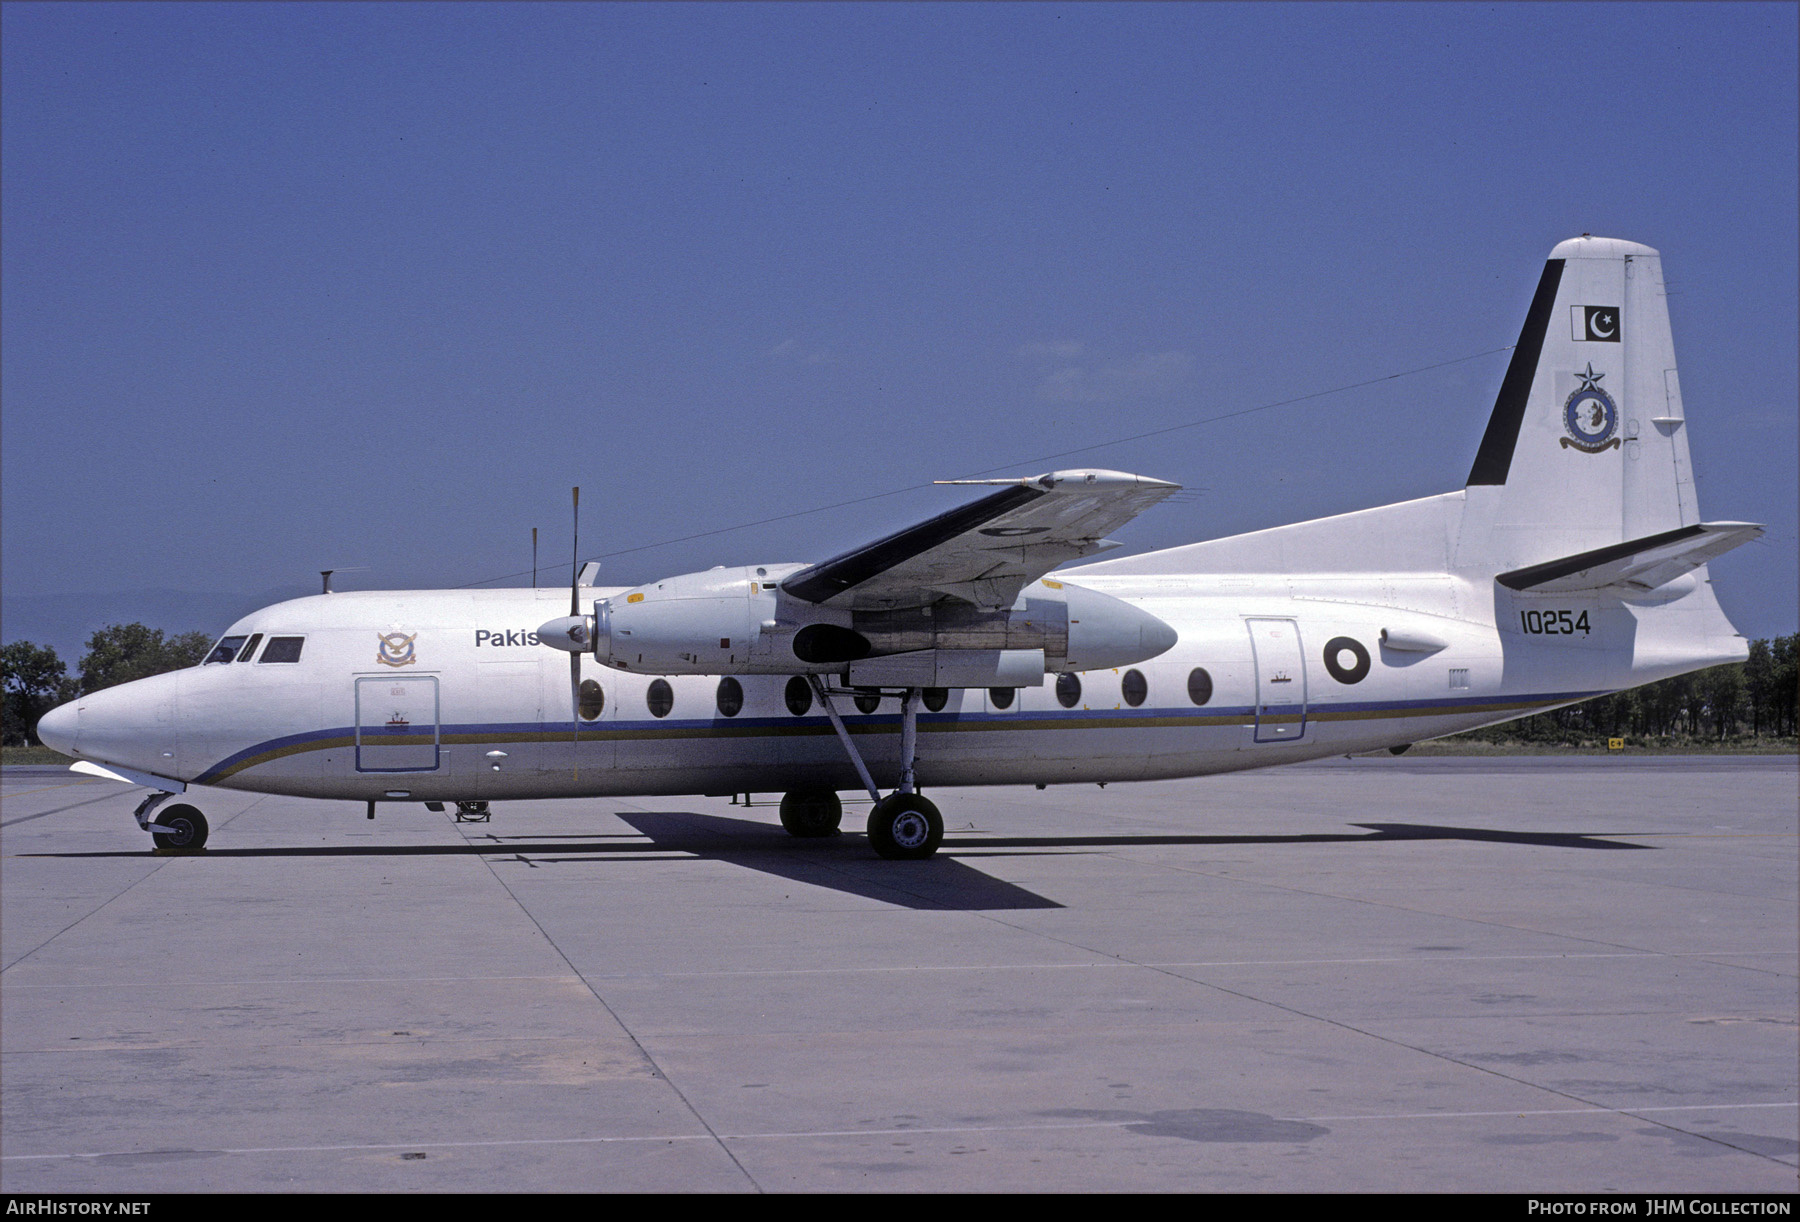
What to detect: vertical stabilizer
<box><xmin>1458</xmin><ymin>237</ymin><xmax>1699</xmax><ymax>572</ymax></box>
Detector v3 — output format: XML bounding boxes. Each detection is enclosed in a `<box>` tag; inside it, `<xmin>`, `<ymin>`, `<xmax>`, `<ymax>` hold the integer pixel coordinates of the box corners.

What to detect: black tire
<box><xmin>779</xmin><ymin>788</ymin><xmax>842</xmax><ymax>838</ymax></box>
<box><xmin>866</xmin><ymin>793</ymin><xmax>943</xmax><ymax>860</ymax></box>
<box><xmin>151</xmin><ymin>804</ymin><xmax>209</xmax><ymax>853</ymax></box>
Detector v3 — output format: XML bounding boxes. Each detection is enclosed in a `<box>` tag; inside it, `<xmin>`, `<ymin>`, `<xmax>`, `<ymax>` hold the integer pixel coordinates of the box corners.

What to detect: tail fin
<box><xmin>1458</xmin><ymin>236</ymin><xmax>1703</xmax><ymax>570</ymax></box>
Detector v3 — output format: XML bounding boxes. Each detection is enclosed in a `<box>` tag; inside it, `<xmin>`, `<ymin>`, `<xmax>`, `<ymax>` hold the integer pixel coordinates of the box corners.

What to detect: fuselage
<box><xmin>37</xmin><ymin>238</ymin><xmax>1758</xmax><ymax>813</ymax></box>
<box><xmin>38</xmin><ymin>554</ymin><xmax>1745</xmax><ymax>805</ymax></box>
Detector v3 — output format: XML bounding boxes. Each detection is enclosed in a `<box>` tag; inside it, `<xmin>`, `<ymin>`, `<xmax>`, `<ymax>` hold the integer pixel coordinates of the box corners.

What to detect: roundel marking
<box><xmin>1322</xmin><ymin>636</ymin><xmax>1370</xmax><ymax>685</ymax></box>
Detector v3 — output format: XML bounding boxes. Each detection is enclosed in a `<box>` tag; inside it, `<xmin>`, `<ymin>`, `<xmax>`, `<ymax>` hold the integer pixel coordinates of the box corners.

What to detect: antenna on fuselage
<box><xmin>320</xmin><ymin>567</ymin><xmax>368</xmax><ymax>594</ymax></box>
<box><xmin>532</xmin><ymin>527</ymin><xmax>538</xmax><ymax>589</ymax></box>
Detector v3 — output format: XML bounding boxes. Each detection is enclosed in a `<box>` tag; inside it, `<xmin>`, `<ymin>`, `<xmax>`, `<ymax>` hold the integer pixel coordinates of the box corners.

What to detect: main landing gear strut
<box><xmin>794</xmin><ymin>675</ymin><xmax>943</xmax><ymax>861</ymax></box>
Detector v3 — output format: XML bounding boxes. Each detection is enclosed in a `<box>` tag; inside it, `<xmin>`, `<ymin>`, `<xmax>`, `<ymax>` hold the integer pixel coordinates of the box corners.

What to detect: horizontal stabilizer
<box><xmin>1496</xmin><ymin>522</ymin><xmax>1762</xmax><ymax>593</ymax></box>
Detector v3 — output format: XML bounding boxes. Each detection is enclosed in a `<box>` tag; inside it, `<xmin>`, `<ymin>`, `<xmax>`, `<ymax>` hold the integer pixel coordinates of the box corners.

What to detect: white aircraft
<box><xmin>36</xmin><ymin>236</ymin><xmax>1761</xmax><ymax>859</ymax></box>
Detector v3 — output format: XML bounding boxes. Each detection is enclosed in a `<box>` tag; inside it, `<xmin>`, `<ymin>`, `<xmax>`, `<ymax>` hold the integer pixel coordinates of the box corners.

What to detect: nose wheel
<box><xmin>150</xmin><ymin>804</ymin><xmax>209</xmax><ymax>854</ymax></box>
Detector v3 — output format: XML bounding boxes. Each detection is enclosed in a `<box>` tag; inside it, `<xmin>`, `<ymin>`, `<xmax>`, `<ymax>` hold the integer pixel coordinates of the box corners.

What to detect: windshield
<box><xmin>202</xmin><ymin>635</ymin><xmax>248</xmax><ymax>665</ymax></box>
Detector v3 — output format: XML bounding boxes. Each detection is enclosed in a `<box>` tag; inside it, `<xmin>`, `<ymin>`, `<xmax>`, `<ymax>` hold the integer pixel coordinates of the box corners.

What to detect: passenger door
<box><xmin>354</xmin><ymin>675</ymin><xmax>442</xmax><ymax>773</ymax></box>
<box><xmin>1246</xmin><ymin>618</ymin><xmax>1307</xmax><ymax>743</ymax></box>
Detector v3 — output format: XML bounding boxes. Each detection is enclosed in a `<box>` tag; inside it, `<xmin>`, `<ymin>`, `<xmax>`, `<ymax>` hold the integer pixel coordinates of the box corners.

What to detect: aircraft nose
<box><xmin>47</xmin><ymin>671</ymin><xmax>182</xmax><ymax>773</ymax></box>
<box><xmin>36</xmin><ymin>699</ymin><xmax>79</xmax><ymax>756</ymax></box>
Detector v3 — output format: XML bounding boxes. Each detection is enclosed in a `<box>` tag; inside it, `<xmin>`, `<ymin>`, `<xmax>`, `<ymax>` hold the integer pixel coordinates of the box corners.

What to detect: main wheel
<box><xmin>779</xmin><ymin>788</ymin><xmax>842</xmax><ymax>837</ymax></box>
<box><xmin>151</xmin><ymin>804</ymin><xmax>209</xmax><ymax>853</ymax></box>
<box><xmin>866</xmin><ymin>793</ymin><xmax>943</xmax><ymax>860</ymax></box>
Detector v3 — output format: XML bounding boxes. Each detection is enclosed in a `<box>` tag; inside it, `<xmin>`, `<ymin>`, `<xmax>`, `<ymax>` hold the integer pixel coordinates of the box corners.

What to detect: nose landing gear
<box><xmin>149</xmin><ymin>803</ymin><xmax>209</xmax><ymax>854</ymax></box>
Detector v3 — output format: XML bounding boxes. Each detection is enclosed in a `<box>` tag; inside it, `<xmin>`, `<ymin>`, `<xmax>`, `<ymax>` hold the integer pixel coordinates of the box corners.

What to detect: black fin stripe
<box><xmin>1467</xmin><ymin>258</ymin><xmax>1566</xmax><ymax>486</ymax></box>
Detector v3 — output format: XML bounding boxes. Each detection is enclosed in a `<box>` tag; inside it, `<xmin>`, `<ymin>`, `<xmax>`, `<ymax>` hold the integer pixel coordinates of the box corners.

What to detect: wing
<box><xmin>781</xmin><ymin>469</ymin><xmax>1180</xmax><ymax>611</ymax></box>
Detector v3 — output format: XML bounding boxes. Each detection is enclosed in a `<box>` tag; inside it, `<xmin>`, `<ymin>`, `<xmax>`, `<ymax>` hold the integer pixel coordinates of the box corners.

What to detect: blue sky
<box><xmin>4</xmin><ymin>2</ymin><xmax>1796</xmax><ymax>643</ymax></box>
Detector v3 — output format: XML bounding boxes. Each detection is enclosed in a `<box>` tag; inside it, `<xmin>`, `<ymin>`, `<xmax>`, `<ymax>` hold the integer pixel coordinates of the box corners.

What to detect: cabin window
<box><xmin>203</xmin><ymin>636</ymin><xmax>247</xmax><ymax>665</ymax></box>
<box><xmin>1055</xmin><ymin>673</ymin><xmax>1081</xmax><ymax>708</ymax></box>
<box><xmin>646</xmin><ymin>679</ymin><xmax>674</xmax><ymax>718</ymax></box>
<box><xmin>923</xmin><ymin>687</ymin><xmax>949</xmax><ymax>712</ymax></box>
<box><xmin>235</xmin><ymin>634</ymin><xmax>263</xmax><ymax>662</ymax></box>
<box><xmin>259</xmin><ymin>637</ymin><xmax>305</xmax><ymax>663</ymax></box>
<box><xmin>715</xmin><ymin>677</ymin><xmax>743</xmax><ymax>718</ymax></box>
<box><xmin>1187</xmin><ymin>667</ymin><xmax>1213</xmax><ymax>706</ymax></box>
<box><xmin>784</xmin><ymin>676</ymin><xmax>813</xmax><ymax>716</ymax></box>
<box><xmin>989</xmin><ymin>687</ymin><xmax>1015</xmax><ymax>710</ymax></box>
<box><xmin>1122</xmin><ymin>669</ymin><xmax>1148</xmax><ymax>708</ymax></box>
<box><xmin>853</xmin><ymin>690</ymin><xmax>881</xmax><ymax>714</ymax></box>
<box><xmin>579</xmin><ymin>679</ymin><xmax>605</xmax><ymax>721</ymax></box>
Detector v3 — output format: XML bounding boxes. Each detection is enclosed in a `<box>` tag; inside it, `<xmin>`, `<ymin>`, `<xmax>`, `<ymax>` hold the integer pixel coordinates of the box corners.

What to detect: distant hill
<box><xmin>0</xmin><ymin>586</ymin><xmax>314</xmax><ymax>667</ymax></box>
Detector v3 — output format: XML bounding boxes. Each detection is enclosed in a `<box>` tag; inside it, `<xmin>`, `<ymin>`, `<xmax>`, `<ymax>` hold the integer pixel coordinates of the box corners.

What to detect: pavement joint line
<box><xmin>1128</xmin><ymin>855</ymin><xmax>1799</xmax><ymax>971</ymax></box>
<box><xmin>458</xmin><ymin>825</ymin><xmax>767</xmax><ymax>1192</ymax></box>
<box><xmin>3</xmin><ymin>948</ymin><xmax>1793</xmax><ymax>989</ymax></box>
<box><xmin>0</xmin><ymin>779</ymin><xmax>106</xmax><ymax>797</ymax></box>
<box><xmin>0</xmin><ymin>793</ymin><xmax>280</xmax><ymax>974</ymax></box>
<box><xmin>5</xmin><ymin>1102</ymin><xmax>1794</xmax><ymax>1162</ymax></box>
<box><xmin>2</xmin><ymin>974</ymin><xmax>590</xmax><ymax>989</ymax></box>
<box><xmin>922</xmin><ymin>895</ymin><xmax>1800</xmax><ymax>1168</ymax></box>
<box><xmin>0</xmin><ymin>789</ymin><xmax>148</xmax><ymax>828</ymax></box>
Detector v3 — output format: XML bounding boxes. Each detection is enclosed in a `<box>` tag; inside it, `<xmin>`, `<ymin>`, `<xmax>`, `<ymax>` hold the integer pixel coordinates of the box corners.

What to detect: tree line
<box><xmin>3</xmin><ymin>623</ymin><xmax>1796</xmax><ymax>749</ymax></box>
<box><xmin>2</xmin><ymin>624</ymin><xmax>211</xmax><ymax>746</ymax></box>
<box><xmin>1448</xmin><ymin>632</ymin><xmax>1797</xmax><ymax>747</ymax></box>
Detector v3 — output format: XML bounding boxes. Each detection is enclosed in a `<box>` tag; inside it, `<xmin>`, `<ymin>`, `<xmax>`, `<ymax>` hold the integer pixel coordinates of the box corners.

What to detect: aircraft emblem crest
<box><xmin>376</xmin><ymin>632</ymin><xmax>418</xmax><ymax>667</ymax></box>
<box><xmin>1561</xmin><ymin>364</ymin><xmax>1621</xmax><ymax>453</ymax></box>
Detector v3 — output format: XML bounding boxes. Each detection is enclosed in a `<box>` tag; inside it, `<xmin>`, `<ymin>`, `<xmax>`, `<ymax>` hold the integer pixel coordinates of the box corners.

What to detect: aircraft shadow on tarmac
<box><xmin>18</xmin><ymin>810</ymin><xmax>1650</xmax><ymax>912</ymax></box>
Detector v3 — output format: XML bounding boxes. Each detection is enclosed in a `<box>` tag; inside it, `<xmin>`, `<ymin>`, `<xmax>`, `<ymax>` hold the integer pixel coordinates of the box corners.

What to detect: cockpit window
<box><xmin>204</xmin><ymin>636</ymin><xmax>248</xmax><ymax>665</ymax></box>
<box><xmin>236</xmin><ymin>633</ymin><xmax>264</xmax><ymax>662</ymax></box>
<box><xmin>258</xmin><ymin>636</ymin><xmax>305</xmax><ymax>663</ymax></box>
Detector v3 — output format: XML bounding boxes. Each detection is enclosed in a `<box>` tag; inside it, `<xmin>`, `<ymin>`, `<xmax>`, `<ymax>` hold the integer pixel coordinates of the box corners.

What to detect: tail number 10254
<box><xmin>1519</xmin><ymin>609</ymin><xmax>1591</xmax><ymax>636</ymax></box>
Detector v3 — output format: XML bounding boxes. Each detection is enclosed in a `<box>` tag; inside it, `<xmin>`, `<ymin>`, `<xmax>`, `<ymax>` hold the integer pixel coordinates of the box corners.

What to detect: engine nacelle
<box><xmin>592</xmin><ymin>565</ymin><xmax>777</xmax><ymax>673</ymax></box>
<box><xmin>538</xmin><ymin>566</ymin><xmax>1178</xmax><ymax>681</ymax></box>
